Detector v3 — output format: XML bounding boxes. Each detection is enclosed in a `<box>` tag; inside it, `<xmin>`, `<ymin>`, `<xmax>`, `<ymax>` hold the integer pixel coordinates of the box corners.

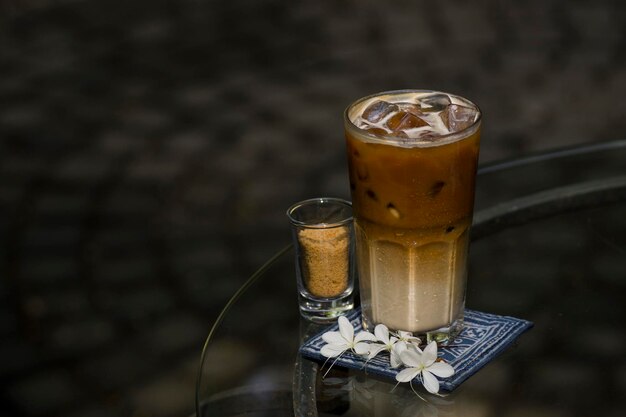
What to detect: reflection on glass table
<box><xmin>196</xmin><ymin>140</ymin><xmax>626</xmax><ymax>417</ymax></box>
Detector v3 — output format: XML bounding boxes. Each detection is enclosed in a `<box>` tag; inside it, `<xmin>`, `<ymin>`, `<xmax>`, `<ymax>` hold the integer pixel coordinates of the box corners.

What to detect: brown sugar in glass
<box><xmin>287</xmin><ymin>198</ymin><xmax>355</xmax><ymax>322</ymax></box>
<box><xmin>344</xmin><ymin>90</ymin><xmax>481</xmax><ymax>341</ymax></box>
<box><xmin>297</xmin><ymin>226</ymin><xmax>350</xmax><ymax>298</ymax></box>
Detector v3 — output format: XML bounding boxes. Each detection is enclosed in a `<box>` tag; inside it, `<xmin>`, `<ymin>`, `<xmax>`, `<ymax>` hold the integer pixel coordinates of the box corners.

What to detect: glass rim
<box><xmin>286</xmin><ymin>197</ymin><xmax>353</xmax><ymax>228</ymax></box>
<box><xmin>344</xmin><ymin>89</ymin><xmax>482</xmax><ymax>147</ymax></box>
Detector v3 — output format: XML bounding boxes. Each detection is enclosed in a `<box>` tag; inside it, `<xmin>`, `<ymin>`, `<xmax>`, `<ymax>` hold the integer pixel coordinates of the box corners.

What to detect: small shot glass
<box><xmin>287</xmin><ymin>198</ymin><xmax>355</xmax><ymax>322</ymax></box>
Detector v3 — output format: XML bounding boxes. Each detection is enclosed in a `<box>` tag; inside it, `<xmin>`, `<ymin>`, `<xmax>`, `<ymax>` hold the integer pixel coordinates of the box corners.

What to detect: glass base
<box><xmin>424</xmin><ymin>317</ymin><xmax>464</xmax><ymax>345</ymax></box>
<box><xmin>361</xmin><ymin>313</ymin><xmax>464</xmax><ymax>345</ymax></box>
<box><xmin>299</xmin><ymin>292</ymin><xmax>354</xmax><ymax>323</ymax></box>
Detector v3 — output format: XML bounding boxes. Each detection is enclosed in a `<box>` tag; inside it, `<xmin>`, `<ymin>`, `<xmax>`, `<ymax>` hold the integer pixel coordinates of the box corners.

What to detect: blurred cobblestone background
<box><xmin>0</xmin><ymin>0</ymin><xmax>625</xmax><ymax>416</ymax></box>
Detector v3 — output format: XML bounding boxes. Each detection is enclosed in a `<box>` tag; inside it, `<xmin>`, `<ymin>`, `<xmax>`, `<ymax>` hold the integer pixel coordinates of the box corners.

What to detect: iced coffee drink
<box><xmin>344</xmin><ymin>90</ymin><xmax>481</xmax><ymax>340</ymax></box>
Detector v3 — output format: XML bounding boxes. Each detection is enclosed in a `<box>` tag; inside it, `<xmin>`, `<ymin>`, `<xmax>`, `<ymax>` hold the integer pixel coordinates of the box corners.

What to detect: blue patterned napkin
<box><xmin>299</xmin><ymin>308</ymin><xmax>533</xmax><ymax>392</ymax></box>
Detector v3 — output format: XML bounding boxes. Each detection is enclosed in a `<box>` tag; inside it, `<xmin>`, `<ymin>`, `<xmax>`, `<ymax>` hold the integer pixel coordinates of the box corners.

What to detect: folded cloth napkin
<box><xmin>300</xmin><ymin>308</ymin><xmax>533</xmax><ymax>392</ymax></box>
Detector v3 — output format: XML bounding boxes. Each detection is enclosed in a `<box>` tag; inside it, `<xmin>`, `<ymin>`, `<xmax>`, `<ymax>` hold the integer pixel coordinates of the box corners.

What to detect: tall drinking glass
<box><xmin>344</xmin><ymin>90</ymin><xmax>481</xmax><ymax>342</ymax></box>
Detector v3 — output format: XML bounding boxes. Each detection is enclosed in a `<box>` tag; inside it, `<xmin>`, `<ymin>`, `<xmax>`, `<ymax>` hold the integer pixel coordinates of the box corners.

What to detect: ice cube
<box><xmin>413</xmin><ymin>130</ymin><xmax>439</xmax><ymax>141</ymax></box>
<box><xmin>363</xmin><ymin>126</ymin><xmax>389</xmax><ymax>136</ymax></box>
<box><xmin>396</xmin><ymin>102</ymin><xmax>424</xmax><ymax>116</ymax></box>
<box><xmin>420</xmin><ymin>94</ymin><xmax>452</xmax><ymax>112</ymax></box>
<box><xmin>427</xmin><ymin>181</ymin><xmax>445</xmax><ymax>197</ymax></box>
<box><xmin>386</xmin><ymin>111</ymin><xmax>429</xmax><ymax>131</ymax></box>
<box><xmin>445</xmin><ymin>104</ymin><xmax>477</xmax><ymax>132</ymax></box>
<box><xmin>362</xmin><ymin>100</ymin><xmax>398</xmax><ymax>123</ymax></box>
<box><xmin>366</xmin><ymin>189</ymin><xmax>378</xmax><ymax>201</ymax></box>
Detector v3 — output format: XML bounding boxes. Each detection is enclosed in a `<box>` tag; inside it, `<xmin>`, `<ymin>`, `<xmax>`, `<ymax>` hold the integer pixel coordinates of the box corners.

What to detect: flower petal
<box><xmin>322</xmin><ymin>331</ymin><xmax>345</xmax><ymax>345</ymax></box>
<box><xmin>428</xmin><ymin>361</ymin><xmax>455</xmax><ymax>378</ymax></box>
<box><xmin>395</xmin><ymin>340</ymin><xmax>408</xmax><ymax>351</ymax></box>
<box><xmin>367</xmin><ymin>343</ymin><xmax>387</xmax><ymax>360</ymax></box>
<box><xmin>338</xmin><ymin>316</ymin><xmax>354</xmax><ymax>342</ymax></box>
<box><xmin>374</xmin><ymin>324</ymin><xmax>389</xmax><ymax>344</ymax></box>
<box><xmin>390</xmin><ymin>342</ymin><xmax>407</xmax><ymax>368</ymax></box>
<box><xmin>390</xmin><ymin>353</ymin><xmax>402</xmax><ymax>368</ymax></box>
<box><xmin>354</xmin><ymin>331</ymin><xmax>378</xmax><ymax>343</ymax></box>
<box><xmin>321</xmin><ymin>344</ymin><xmax>345</xmax><ymax>358</ymax></box>
<box><xmin>396</xmin><ymin>367</ymin><xmax>421</xmax><ymax>383</ymax></box>
<box><xmin>353</xmin><ymin>342</ymin><xmax>371</xmax><ymax>356</ymax></box>
<box><xmin>398</xmin><ymin>330</ymin><xmax>418</xmax><ymax>341</ymax></box>
<box><xmin>422</xmin><ymin>341</ymin><xmax>438</xmax><ymax>366</ymax></box>
<box><xmin>400</xmin><ymin>348</ymin><xmax>422</xmax><ymax>368</ymax></box>
<box><xmin>398</xmin><ymin>331</ymin><xmax>421</xmax><ymax>346</ymax></box>
<box><xmin>421</xmin><ymin>370</ymin><xmax>440</xmax><ymax>394</ymax></box>
<box><xmin>408</xmin><ymin>343</ymin><xmax>423</xmax><ymax>355</ymax></box>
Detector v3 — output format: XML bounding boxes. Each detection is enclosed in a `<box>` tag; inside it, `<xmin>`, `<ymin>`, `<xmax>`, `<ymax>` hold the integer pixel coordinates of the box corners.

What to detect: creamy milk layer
<box><xmin>356</xmin><ymin>219</ymin><xmax>469</xmax><ymax>332</ymax></box>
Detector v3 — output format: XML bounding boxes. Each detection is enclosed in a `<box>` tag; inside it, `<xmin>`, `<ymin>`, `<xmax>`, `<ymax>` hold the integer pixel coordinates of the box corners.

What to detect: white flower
<box><xmin>366</xmin><ymin>324</ymin><xmax>399</xmax><ymax>360</ymax></box>
<box><xmin>396</xmin><ymin>330</ymin><xmax>421</xmax><ymax>346</ymax></box>
<box><xmin>390</xmin><ymin>330</ymin><xmax>420</xmax><ymax>368</ymax></box>
<box><xmin>321</xmin><ymin>316</ymin><xmax>377</xmax><ymax>358</ymax></box>
<box><xmin>395</xmin><ymin>341</ymin><xmax>455</xmax><ymax>394</ymax></box>
<box><xmin>390</xmin><ymin>340</ymin><xmax>407</xmax><ymax>368</ymax></box>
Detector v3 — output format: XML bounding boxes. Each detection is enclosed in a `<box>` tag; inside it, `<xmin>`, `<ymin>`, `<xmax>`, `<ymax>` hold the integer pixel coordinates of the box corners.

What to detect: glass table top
<box><xmin>197</xmin><ymin>140</ymin><xmax>626</xmax><ymax>417</ymax></box>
